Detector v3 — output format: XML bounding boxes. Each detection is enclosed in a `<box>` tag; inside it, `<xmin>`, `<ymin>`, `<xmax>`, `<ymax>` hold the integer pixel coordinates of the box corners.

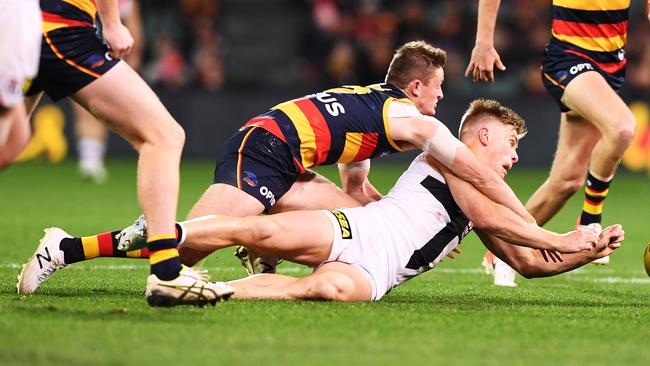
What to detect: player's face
<box><xmin>485</xmin><ymin>122</ymin><xmax>520</xmax><ymax>178</ymax></box>
<box><xmin>414</xmin><ymin>68</ymin><xmax>444</xmax><ymax>116</ymax></box>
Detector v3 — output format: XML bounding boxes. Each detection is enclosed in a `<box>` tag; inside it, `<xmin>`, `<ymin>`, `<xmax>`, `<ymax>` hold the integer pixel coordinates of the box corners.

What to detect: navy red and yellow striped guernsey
<box><xmin>550</xmin><ymin>0</ymin><xmax>629</xmax><ymax>75</ymax></box>
<box><xmin>242</xmin><ymin>84</ymin><xmax>410</xmax><ymax>172</ymax></box>
<box><xmin>40</xmin><ymin>0</ymin><xmax>97</xmax><ymax>33</ymax></box>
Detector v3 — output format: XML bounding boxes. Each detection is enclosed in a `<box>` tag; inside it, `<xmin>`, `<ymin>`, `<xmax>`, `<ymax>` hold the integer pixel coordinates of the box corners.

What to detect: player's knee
<box><xmin>312</xmin><ymin>273</ymin><xmax>356</xmax><ymax>301</ymax></box>
<box><xmin>247</xmin><ymin>217</ymin><xmax>281</xmax><ymax>249</ymax></box>
<box><xmin>553</xmin><ymin>175</ymin><xmax>584</xmax><ymax>198</ymax></box>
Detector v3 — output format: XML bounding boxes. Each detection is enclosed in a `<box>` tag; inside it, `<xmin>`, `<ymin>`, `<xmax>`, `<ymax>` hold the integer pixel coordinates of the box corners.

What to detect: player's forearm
<box><xmin>476</xmin><ymin>230</ymin><xmax>596</xmax><ymax>278</ymax></box>
<box><xmin>475</xmin><ymin>0</ymin><xmax>501</xmax><ymax>45</ymax></box>
<box><xmin>96</xmin><ymin>0</ymin><xmax>121</xmax><ymax>27</ymax></box>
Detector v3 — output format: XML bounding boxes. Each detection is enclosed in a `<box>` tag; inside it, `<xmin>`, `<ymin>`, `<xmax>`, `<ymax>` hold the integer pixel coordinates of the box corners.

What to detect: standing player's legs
<box><xmin>526</xmin><ymin>71</ymin><xmax>635</xmax><ymax>227</ymax></box>
<box><xmin>71</xmin><ymin>61</ymin><xmax>186</xmax><ymax>280</ymax></box>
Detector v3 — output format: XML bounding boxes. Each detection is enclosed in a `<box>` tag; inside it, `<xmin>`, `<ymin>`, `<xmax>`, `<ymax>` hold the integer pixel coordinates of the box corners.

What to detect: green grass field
<box><xmin>1</xmin><ymin>159</ymin><xmax>649</xmax><ymax>366</ymax></box>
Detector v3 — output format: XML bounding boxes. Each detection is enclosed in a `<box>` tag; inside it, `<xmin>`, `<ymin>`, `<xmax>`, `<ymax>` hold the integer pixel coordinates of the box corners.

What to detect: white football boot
<box><xmin>234</xmin><ymin>246</ymin><xmax>278</xmax><ymax>275</ymax></box>
<box><xmin>145</xmin><ymin>266</ymin><xmax>235</xmax><ymax>307</ymax></box>
<box><xmin>482</xmin><ymin>251</ymin><xmax>517</xmax><ymax>287</ymax></box>
<box><xmin>116</xmin><ymin>215</ymin><xmax>148</xmax><ymax>252</ymax></box>
<box><xmin>578</xmin><ymin>222</ymin><xmax>609</xmax><ymax>265</ymax></box>
<box><xmin>17</xmin><ymin>228</ymin><xmax>69</xmax><ymax>294</ymax></box>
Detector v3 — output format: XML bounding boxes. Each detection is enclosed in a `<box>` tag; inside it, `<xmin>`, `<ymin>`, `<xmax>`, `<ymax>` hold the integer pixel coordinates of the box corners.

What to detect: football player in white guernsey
<box><xmin>141</xmin><ymin>99</ymin><xmax>623</xmax><ymax>301</ymax></box>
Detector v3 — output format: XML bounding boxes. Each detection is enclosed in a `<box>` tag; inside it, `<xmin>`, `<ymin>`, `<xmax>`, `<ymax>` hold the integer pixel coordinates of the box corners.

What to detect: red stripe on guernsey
<box><xmin>243</xmin><ymin>117</ymin><xmax>287</xmax><ymax>143</ymax></box>
<box><xmin>354</xmin><ymin>133</ymin><xmax>379</xmax><ymax>161</ymax></box>
<box><xmin>293</xmin><ymin>99</ymin><xmax>331</xmax><ymax>166</ymax></box>
<box><xmin>563</xmin><ymin>49</ymin><xmax>626</xmax><ymax>74</ymax></box>
<box><xmin>97</xmin><ymin>232</ymin><xmax>114</xmax><ymax>257</ymax></box>
<box><xmin>42</xmin><ymin>11</ymin><xmax>94</xmax><ymax>28</ymax></box>
<box><xmin>552</xmin><ymin>19</ymin><xmax>627</xmax><ymax>39</ymax></box>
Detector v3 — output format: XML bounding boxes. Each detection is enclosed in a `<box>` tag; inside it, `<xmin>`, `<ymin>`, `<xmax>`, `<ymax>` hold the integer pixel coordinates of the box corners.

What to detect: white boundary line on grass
<box><xmin>2</xmin><ymin>263</ymin><xmax>649</xmax><ymax>284</ymax></box>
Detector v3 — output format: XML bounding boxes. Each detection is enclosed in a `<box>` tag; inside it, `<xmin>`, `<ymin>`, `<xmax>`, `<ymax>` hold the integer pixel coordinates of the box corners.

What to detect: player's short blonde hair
<box><xmin>385</xmin><ymin>41</ymin><xmax>446</xmax><ymax>88</ymax></box>
<box><xmin>458</xmin><ymin>99</ymin><xmax>527</xmax><ymax>141</ymax></box>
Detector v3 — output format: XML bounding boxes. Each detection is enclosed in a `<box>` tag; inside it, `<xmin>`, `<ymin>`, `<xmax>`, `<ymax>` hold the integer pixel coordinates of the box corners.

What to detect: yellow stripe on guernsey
<box><xmin>63</xmin><ymin>0</ymin><xmax>97</xmax><ymax>19</ymax></box>
<box><xmin>381</xmin><ymin>98</ymin><xmax>411</xmax><ymax>152</ymax></box>
<box><xmin>553</xmin><ymin>0</ymin><xmax>629</xmax><ymax>11</ymax></box>
<box><xmin>272</xmin><ymin>100</ymin><xmax>316</xmax><ymax>168</ymax></box>
<box><xmin>551</xmin><ymin>31</ymin><xmax>626</xmax><ymax>52</ymax></box>
<box><xmin>338</xmin><ymin>133</ymin><xmax>363</xmax><ymax>163</ymax></box>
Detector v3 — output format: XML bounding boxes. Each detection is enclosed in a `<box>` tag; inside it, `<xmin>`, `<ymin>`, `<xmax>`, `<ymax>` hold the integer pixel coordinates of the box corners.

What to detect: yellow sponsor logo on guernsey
<box><xmin>331</xmin><ymin>210</ymin><xmax>352</xmax><ymax>239</ymax></box>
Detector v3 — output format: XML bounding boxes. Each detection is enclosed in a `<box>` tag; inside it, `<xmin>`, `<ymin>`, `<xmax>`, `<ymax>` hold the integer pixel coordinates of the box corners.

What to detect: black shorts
<box><xmin>26</xmin><ymin>27</ymin><xmax>120</xmax><ymax>101</ymax></box>
<box><xmin>541</xmin><ymin>40</ymin><xmax>625</xmax><ymax>112</ymax></box>
<box><xmin>214</xmin><ymin>126</ymin><xmax>301</xmax><ymax>212</ymax></box>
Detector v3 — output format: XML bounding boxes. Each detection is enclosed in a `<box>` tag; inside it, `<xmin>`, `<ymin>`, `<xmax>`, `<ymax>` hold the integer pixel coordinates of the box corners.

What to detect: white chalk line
<box><xmin>2</xmin><ymin>263</ymin><xmax>649</xmax><ymax>284</ymax></box>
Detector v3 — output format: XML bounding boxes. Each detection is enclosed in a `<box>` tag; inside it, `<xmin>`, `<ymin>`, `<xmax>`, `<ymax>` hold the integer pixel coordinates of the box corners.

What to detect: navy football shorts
<box><xmin>214</xmin><ymin>126</ymin><xmax>301</xmax><ymax>212</ymax></box>
<box><xmin>541</xmin><ymin>41</ymin><xmax>625</xmax><ymax>113</ymax></box>
<box><xmin>26</xmin><ymin>26</ymin><xmax>120</xmax><ymax>101</ymax></box>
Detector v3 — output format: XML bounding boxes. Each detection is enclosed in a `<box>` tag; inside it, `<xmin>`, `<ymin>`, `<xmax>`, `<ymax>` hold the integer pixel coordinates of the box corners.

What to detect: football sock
<box><xmin>59</xmin><ymin>231</ymin><xmax>150</xmax><ymax>264</ymax></box>
<box><xmin>147</xmin><ymin>235</ymin><xmax>181</xmax><ymax>281</ymax></box>
<box><xmin>579</xmin><ymin>171</ymin><xmax>611</xmax><ymax>226</ymax></box>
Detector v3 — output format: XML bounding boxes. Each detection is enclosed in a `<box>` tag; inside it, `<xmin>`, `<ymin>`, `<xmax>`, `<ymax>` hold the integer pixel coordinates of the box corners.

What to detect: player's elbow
<box><xmin>507</xmin><ymin>254</ymin><xmax>546</xmax><ymax>279</ymax></box>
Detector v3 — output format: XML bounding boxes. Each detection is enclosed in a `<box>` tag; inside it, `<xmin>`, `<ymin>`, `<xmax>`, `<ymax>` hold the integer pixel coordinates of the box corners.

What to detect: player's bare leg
<box><xmin>72</xmin><ymin>61</ymin><xmax>184</xmax><ymax>242</ymax></box>
<box><xmin>525</xmin><ymin>112</ymin><xmax>599</xmax><ymax>225</ymax></box>
<box><xmin>181</xmin><ymin>210</ymin><xmax>335</xmax><ymax>265</ymax></box>
<box><xmin>227</xmin><ymin>262</ymin><xmax>373</xmax><ymax>301</ymax></box>
<box><xmin>180</xmin><ymin>171</ymin><xmax>361</xmax><ymax>267</ymax></box>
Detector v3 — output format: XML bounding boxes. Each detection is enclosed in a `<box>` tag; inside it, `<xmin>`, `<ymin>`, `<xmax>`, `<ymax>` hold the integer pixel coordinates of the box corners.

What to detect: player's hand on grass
<box><xmin>596</xmin><ymin>224</ymin><xmax>625</xmax><ymax>253</ymax></box>
<box><xmin>464</xmin><ymin>42</ymin><xmax>506</xmax><ymax>83</ymax></box>
<box><xmin>103</xmin><ymin>23</ymin><xmax>134</xmax><ymax>59</ymax></box>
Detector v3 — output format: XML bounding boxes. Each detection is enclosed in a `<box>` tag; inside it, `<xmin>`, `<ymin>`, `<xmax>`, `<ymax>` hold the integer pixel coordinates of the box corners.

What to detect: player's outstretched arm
<box><xmin>439</xmin><ymin>163</ymin><xmax>597</xmax><ymax>253</ymax></box>
<box><xmin>338</xmin><ymin>160</ymin><xmax>382</xmax><ymax>205</ymax></box>
<box><xmin>477</xmin><ymin>225</ymin><xmax>623</xmax><ymax>278</ymax></box>
<box><xmin>96</xmin><ymin>0</ymin><xmax>133</xmax><ymax>59</ymax></box>
<box><xmin>465</xmin><ymin>0</ymin><xmax>505</xmax><ymax>83</ymax></box>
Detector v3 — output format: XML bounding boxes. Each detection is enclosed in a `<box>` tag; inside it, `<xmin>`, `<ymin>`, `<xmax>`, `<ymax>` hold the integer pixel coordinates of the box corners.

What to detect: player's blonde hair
<box><xmin>458</xmin><ymin>99</ymin><xmax>527</xmax><ymax>141</ymax></box>
<box><xmin>385</xmin><ymin>41</ymin><xmax>446</xmax><ymax>88</ymax></box>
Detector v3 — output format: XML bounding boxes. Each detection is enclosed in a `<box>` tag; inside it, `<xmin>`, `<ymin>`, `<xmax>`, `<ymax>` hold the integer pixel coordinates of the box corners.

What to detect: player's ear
<box><xmin>478</xmin><ymin>127</ymin><xmax>489</xmax><ymax>146</ymax></box>
<box><xmin>409</xmin><ymin>79</ymin><xmax>422</xmax><ymax>97</ymax></box>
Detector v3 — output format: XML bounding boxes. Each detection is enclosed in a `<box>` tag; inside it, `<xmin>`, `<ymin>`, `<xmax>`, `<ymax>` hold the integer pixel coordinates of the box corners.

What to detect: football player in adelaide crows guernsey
<box><xmin>16</xmin><ymin>0</ymin><xmax>226</xmax><ymax>307</ymax></box>
<box><xmin>466</xmin><ymin>0</ymin><xmax>645</xmax><ymax>284</ymax></box>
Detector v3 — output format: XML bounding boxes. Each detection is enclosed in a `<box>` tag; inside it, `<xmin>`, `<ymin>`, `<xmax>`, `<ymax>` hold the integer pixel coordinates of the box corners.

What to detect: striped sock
<box><xmin>59</xmin><ymin>231</ymin><xmax>150</xmax><ymax>264</ymax></box>
<box><xmin>147</xmin><ymin>235</ymin><xmax>181</xmax><ymax>281</ymax></box>
<box><xmin>579</xmin><ymin>171</ymin><xmax>612</xmax><ymax>226</ymax></box>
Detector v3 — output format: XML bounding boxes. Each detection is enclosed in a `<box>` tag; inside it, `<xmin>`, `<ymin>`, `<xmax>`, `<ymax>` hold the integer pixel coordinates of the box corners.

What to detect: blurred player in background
<box><xmin>466</xmin><ymin>0</ymin><xmax>646</xmax><ymax>286</ymax></box>
<box><xmin>15</xmin><ymin>0</ymin><xmax>228</xmax><ymax>307</ymax></box>
<box><xmin>0</xmin><ymin>0</ymin><xmax>42</xmax><ymax>170</ymax></box>
<box><xmin>73</xmin><ymin>0</ymin><xmax>144</xmax><ymax>183</ymax></box>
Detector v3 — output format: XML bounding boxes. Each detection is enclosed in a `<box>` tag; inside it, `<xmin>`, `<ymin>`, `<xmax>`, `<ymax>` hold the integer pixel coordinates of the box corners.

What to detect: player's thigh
<box><xmin>72</xmin><ymin>101</ymin><xmax>107</xmax><ymax>139</ymax></box>
<box><xmin>549</xmin><ymin>112</ymin><xmax>600</xmax><ymax>183</ymax></box>
<box><xmin>271</xmin><ymin>170</ymin><xmax>361</xmax><ymax>214</ymax></box>
<box><xmin>23</xmin><ymin>93</ymin><xmax>42</xmax><ymax>117</ymax></box>
<box><xmin>252</xmin><ymin>210</ymin><xmax>334</xmax><ymax>265</ymax></box>
<box><xmin>562</xmin><ymin>71</ymin><xmax>634</xmax><ymax>137</ymax></box>
<box><xmin>0</xmin><ymin>104</ymin><xmax>30</xmax><ymax>157</ymax></box>
<box><xmin>186</xmin><ymin>183</ymin><xmax>265</xmax><ymax>219</ymax></box>
<box><xmin>71</xmin><ymin>62</ymin><xmax>181</xmax><ymax>146</ymax></box>
<box><xmin>304</xmin><ymin>261</ymin><xmax>373</xmax><ymax>301</ymax></box>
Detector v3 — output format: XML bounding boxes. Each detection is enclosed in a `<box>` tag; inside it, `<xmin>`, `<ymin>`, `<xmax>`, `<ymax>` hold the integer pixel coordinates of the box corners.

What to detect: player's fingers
<box><xmin>472</xmin><ymin>66</ymin><xmax>480</xmax><ymax>82</ymax></box>
<box><xmin>465</xmin><ymin>61</ymin><xmax>475</xmax><ymax>78</ymax></box>
<box><xmin>495</xmin><ymin>57</ymin><xmax>506</xmax><ymax>71</ymax></box>
<box><xmin>540</xmin><ymin>249</ymin><xmax>549</xmax><ymax>263</ymax></box>
<box><xmin>551</xmin><ymin>250</ymin><xmax>564</xmax><ymax>262</ymax></box>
